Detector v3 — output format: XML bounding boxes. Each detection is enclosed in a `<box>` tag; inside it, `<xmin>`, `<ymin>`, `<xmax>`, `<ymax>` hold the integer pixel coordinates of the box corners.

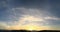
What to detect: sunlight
<box><xmin>6</xmin><ymin>15</ymin><xmax>50</xmax><ymax>30</ymax></box>
<box><xmin>22</xmin><ymin>24</ymin><xmax>40</xmax><ymax>31</ymax></box>
<box><xmin>26</xmin><ymin>25</ymin><xmax>36</xmax><ymax>30</ymax></box>
<box><xmin>20</xmin><ymin>15</ymin><xmax>44</xmax><ymax>22</ymax></box>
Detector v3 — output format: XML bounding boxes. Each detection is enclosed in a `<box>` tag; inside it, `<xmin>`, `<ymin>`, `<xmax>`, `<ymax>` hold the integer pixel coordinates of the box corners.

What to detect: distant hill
<box><xmin>0</xmin><ymin>30</ymin><xmax>60</xmax><ymax>32</ymax></box>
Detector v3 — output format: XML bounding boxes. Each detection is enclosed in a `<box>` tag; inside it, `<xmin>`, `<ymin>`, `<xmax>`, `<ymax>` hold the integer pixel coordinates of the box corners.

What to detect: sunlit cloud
<box><xmin>0</xmin><ymin>7</ymin><xmax>60</xmax><ymax>30</ymax></box>
<box><xmin>44</xmin><ymin>16</ymin><xmax>60</xmax><ymax>20</ymax></box>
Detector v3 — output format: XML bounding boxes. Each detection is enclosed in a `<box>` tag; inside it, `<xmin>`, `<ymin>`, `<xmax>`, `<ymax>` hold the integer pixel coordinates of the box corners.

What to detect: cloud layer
<box><xmin>0</xmin><ymin>7</ymin><xmax>60</xmax><ymax>30</ymax></box>
<box><xmin>0</xmin><ymin>0</ymin><xmax>60</xmax><ymax>30</ymax></box>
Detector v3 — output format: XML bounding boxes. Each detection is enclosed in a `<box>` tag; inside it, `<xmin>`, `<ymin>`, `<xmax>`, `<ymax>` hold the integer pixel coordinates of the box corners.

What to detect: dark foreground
<box><xmin>0</xmin><ymin>30</ymin><xmax>60</xmax><ymax>32</ymax></box>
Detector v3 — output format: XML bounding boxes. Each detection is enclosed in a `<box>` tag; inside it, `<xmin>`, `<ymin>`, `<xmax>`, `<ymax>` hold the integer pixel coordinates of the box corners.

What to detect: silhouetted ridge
<box><xmin>0</xmin><ymin>30</ymin><xmax>60</xmax><ymax>32</ymax></box>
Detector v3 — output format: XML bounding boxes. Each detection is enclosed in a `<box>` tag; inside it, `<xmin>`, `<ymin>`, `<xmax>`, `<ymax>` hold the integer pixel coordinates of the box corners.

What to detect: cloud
<box><xmin>47</xmin><ymin>0</ymin><xmax>60</xmax><ymax>18</ymax></box>
<box><xmin>44</xmin><ymin>16</ymin><xmax>60</xmax><ymax>20</ymax></box>
<box><xmin>0</xmin><ymin>0</ymin><xmax>60</xmax><ymax>30</ymax></box>
<box><xmin>0</xmin><ymin>7</ymin><xmax>47</xmax><ymax>30</ymax></box>
<box><xmin>0</xmin><ymin>22</ymin><xmax>52</xmax><ymax>30</ymax></box>
<box><xmin>0</xmin><ymin>7</ymin><xmax>60</xmax><ymax>30</ymax></box>
<box><xmin>0</xmin><ymin>22</ymin><xmax>9</xmax><ymax>30</ymax></box>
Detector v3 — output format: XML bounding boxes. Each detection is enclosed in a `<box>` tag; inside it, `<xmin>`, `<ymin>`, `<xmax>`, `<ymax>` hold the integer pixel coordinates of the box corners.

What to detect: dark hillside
<box><xmin>0</xmin><ymin>30</ymin><xmax>60</xmax><ymax>32</ymax></box>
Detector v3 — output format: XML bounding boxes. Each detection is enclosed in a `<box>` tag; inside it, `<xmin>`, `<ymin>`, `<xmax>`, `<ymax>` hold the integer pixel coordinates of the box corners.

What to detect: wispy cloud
<box><xmin>0</xmin><ymin>7</ymin><xmax>60</xmax><ymax>30</ymax></box>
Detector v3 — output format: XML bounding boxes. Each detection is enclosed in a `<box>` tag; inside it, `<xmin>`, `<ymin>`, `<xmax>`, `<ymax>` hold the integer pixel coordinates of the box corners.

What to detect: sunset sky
<box><xmin>0</xmin><ymin>0</ymin><xmax>60</xmax><ymax>30</ymax></box>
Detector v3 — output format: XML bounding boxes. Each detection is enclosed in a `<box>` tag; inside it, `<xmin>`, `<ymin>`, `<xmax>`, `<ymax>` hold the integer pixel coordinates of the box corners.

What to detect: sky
<box><xmin>0</xmin><ymin>0</ymin><xmax>60</xmax><ymax>30</ymax></box>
